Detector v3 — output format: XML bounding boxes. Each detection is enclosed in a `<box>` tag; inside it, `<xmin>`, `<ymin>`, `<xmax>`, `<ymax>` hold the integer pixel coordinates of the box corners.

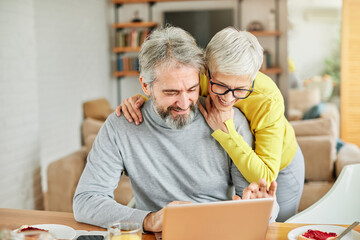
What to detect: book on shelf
<box><xmin>130</xmin><ymin>30</ymin><xmax>137</xmax><ymax>47</ymax></box>
<box><xmin>117</xmin><ymin>58</ymin><xmax>123</xmax><ymax>71</ymax></box>
<box><xmin>117</xmin><ymin>56</ymin><xmax>139</xmax><ymax>72</ymax></box>
<box><xmin>261</xmin><ymin>50</ymin><xmax>273</xmax><ymax>70</ymax></box>
<box><xmin>117</xmin><ymin>29</ymin><xmax>150</xmax><ymax>48</ymax></box>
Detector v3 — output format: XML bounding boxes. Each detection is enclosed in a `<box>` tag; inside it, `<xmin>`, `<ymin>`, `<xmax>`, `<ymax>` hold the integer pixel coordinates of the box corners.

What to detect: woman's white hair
<box><xmin>139</xmin><ymin>26</ymin><xmax>204</xmax><ymax>85</ymax></box>
<box><xmin>205</xmin><ymin>27</ymin><xmax>263</xmax><ymax>81</ymax></box>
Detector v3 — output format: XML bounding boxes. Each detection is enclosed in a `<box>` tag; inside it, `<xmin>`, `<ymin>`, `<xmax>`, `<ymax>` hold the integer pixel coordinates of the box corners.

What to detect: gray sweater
<box><xmin>73</xmin><ymin>98</ymin><xmax>255</xmax><ymax>228</ymax></box>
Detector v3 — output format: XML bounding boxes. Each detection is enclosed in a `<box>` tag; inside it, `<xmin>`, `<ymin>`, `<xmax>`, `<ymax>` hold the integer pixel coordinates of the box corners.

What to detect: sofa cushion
<box><xmin>299</xmin><ymin>181</ymin><xmax>333</xmax><ymax>211</ymax></box>
<box><xmin>288</xmin><ymin>108</ymin><xmax>303</xmax><ymax>121</ymax></box>
<box><xmin>114</xmin><ymin>174</ymin><xmax>134</xmax><ymax>206</ymax></box>
<box><xmin>300</xmin><ymin>102</ymin><xmax>339</xmax><ymax>139</ymax></box>
<box><xmin>302</xmin><ymin>103</ymin><xmax>326</xmax><ymax>120</ymax></box>
<box><xmin>288</xmin><ymin>88</ymin><xmax>321</xmax><ymax>113</ymax></box>
<box><xmin>291</xmin><ymin>117</ymin><xmax>336</xmax><ymax>139</ymax></box>
<box><xmin>297</xmin><ymin>135</ymin><xmax>335</xmax><ymax>181</ymax></box>
<box><xmin>336</xmin><ymin>143</ymin><xmax>360</xmax><ymax>177</ymax></box>
<box><xmin>321</xmin><ymin>103</ymin><xmax>340</xmax><ymax>138</ymax></box>
<box><xmin>84</xmin><ymin>134</ymin><xmax>97</xmax><ymax>154</ymax></box>
<box><xmin>46</xmin><ymin>147</ymin><xmax>88</xmax><ymax>212</ymax></box>
<box><xmin>82</xmin><ymin>118</ymin><xmax>104</xmax><ymax>143</ymax></box>
<box><xmin>46</xmin><ymin>147</ymin><xmax>135</xmax><ymax>212</ymax></box>
<box><xmin>84</xmin><ymin>134</ymin><xmax>96</xmax><ymax>154</ymax></box>
<box><xmin>83</xmin><ymin>98</ymin><xmax>113</xmax><ymax>121</ymax></box>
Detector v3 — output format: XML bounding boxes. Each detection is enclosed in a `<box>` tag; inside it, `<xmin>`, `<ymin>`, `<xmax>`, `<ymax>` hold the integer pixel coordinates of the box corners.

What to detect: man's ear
<box><xmin>140</xmin><ymin>76</ymin><xmax>151</xmax><ymax>96</ymax></box>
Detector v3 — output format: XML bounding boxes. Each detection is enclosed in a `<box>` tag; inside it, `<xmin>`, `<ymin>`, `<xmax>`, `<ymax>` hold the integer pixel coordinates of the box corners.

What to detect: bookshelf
<box><xmin>240</xmin><ymin>0</ymin><xmax>284</xmax><ymax>87</ymax></box>
<box><xmin>113</xmin><ymin>23</ymin><xmax>157</xmax><ymax>76</ymax></box>
<box><xmin>113</xmin><ymin>0</ymin><xmax>201</xmax><ymax>3</ymax></box>
<box><xmin>261</xmin><ymin>67</ymin><xmax>282</xmax><ymax>75</ymax></box>
<box><xmin>249</xmin><ymin>30</ymin><xmax>282</xmax><ymax>77</ymax></box>
<box><xmin>113</xmin><ymin>1</ymin><xmax>158</xmax><ymax>103</ymax></box>
<box><xmin>113</xmin><ymin>0</ymin><xmax>287</xmax><ymax>104</ymax></box>
<box><xmin>113</xmin><ymin>22</ymin><xmax>158</xmax><ymax>29</ymax></box>
<box><xmin>114</xmin><ymin>71</ymin><xmax>140</xmax><ymax>77</ymax></box>
<box><xmin>250</xmin><ymin>30</ymin><xmax>281</xmax><ymax>37</ymax></box>
<box><xmin>113</xmin><ymin>47</ymin><xmax>141</xmax><ymax>53</ymax></box>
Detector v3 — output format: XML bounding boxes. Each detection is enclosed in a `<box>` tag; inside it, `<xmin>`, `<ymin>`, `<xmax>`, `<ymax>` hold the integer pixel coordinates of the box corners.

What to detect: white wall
<box><xmin>34</xmin><ymin>0</ymin><xmax>113</xmax><ymax>193</ymax></box>
<box><xmin>0</xmin><ymin>0</ymin><xmax>113</xmax><ymax>209</ymax></box>
<box><xmin>0</xmin><ymin>0</ymin><xmax>41</xmax><ymax>210</ymax></box>
<box><xmin>287</xmin><ymin>0</ymin><xmax>342</xmax><ymax>81</ymax></box>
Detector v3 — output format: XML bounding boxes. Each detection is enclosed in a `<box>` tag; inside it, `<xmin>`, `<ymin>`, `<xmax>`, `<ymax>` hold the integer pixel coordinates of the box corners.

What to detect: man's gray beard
<box><xmin>151</xmin><ymin>96</ymin><xmax>197</xmax><ymax>129</ymax></box>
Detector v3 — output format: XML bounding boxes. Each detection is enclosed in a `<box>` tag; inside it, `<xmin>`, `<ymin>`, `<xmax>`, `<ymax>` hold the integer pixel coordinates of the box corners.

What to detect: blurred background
<box><xmin>0</xmin><ymin>0</ymin><xmax>347</xmax><ymax>211</ymax></box>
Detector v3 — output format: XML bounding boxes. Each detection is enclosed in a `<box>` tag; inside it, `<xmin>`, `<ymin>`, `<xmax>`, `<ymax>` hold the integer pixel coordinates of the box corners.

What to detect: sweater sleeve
<box><xmin>73</xmin><ymin>115</ymin><xmax>150</xmax><ymax>229</ymax></box>
<box><xmin>211</xmin><ymin>100</ymin><xmax>285</xmax><ymax>186</ymax></box>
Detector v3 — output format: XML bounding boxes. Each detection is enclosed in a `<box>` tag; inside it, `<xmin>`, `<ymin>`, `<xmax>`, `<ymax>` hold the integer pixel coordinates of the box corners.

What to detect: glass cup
<box><xmin>108</xmin><ymin>222</ymin><xmax>142</xmax><ymax>240</ymax></box>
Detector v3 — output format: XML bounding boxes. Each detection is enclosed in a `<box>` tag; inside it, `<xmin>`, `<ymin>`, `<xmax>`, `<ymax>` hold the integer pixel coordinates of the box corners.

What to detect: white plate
<box><xmin>288</xmin><ymin>225</ymin><xmax>360</xmax><ymax>240</ymax></box>
<box><xmin>14</xmin><ymin>224</ymin><xmax>76</xmax><ymax>239</ymax></box>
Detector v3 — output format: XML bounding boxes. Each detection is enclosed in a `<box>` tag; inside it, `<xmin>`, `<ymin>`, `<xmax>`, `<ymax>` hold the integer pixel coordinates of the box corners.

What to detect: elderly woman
<box><xmin>116</xmin><ymin>27</ymin><xmax>304</xmax><ymax>222</ymax></box>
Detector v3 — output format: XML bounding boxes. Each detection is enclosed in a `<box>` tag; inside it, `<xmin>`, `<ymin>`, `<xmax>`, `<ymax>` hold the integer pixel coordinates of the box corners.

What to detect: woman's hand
<box><xmin>115</xmin><ymin>95</ymin><xmax>146</xmax><ymax>125</ymax></box>
<box><xmin>197</xmin><ymin>96</ymin><xmax>234</xmax><ymax>133</ymax></box>
<box><xmin>233</xmin><ymin>179</ymin><xmax>278</xmax><ymax>222</ymax></box>
<box><xmin>239</xmin><ymin>179</ymin><xmax>277</xmax><ymax>200</ymax></box>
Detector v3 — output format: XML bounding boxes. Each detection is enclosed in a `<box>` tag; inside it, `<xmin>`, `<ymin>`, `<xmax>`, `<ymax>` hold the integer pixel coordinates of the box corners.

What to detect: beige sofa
<box><xmin>288</xmin><ymin>88</ymin><xmax>341</xmax><ymax>211</ymax></box>
<box><xmin>45</xmin><ymin>98</ymin><xmax>133</xmax><ymax>212</ymax></box>
<box><xmin>45</xmin><ymin>93</ymin><xmax>352</xmax><ymax>214</ymax></box>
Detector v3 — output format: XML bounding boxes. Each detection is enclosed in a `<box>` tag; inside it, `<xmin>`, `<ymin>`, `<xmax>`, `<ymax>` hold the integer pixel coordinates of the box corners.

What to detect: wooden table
<box><xmin>1</xmin><ymin>208</ymin><xmax>359</xmax><ymax>240</ymax></box>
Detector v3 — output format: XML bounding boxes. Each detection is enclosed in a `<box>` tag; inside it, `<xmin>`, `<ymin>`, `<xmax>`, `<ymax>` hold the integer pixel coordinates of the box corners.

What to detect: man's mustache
<box><xmin>167</xmin><ymin>102</ymin><xmax>196</xmax><ymax>112</ymax></box>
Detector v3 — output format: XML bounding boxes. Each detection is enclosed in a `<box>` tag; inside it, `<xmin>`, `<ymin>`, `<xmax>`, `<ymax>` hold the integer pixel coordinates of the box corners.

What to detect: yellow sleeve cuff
<box><xmin>211</xmin><ymin>119</ymin><xmax>252</xmax><ymax>154</ymax></box>
<box><xmin>136</xmin><ymin>94</ymin><xmax>148</xmax><ymax>101</ymax></box>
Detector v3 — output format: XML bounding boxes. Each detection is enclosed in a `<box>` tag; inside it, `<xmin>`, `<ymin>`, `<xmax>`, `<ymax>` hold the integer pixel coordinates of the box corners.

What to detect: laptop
<box><xmin>155</xmin><ymin>198</ymin><xmax>274</xmax><ymax>240</ymax></box>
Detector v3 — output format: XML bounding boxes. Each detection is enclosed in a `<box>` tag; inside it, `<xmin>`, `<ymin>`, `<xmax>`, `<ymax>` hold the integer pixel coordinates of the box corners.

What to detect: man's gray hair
<box><xmin>139</xmin><ymin>26</ymin><xmax>205</xmax><ymax>85</ymax></box>
<box><xmin>205</xmin><ymin>27</ymin><xmax>263</xmax><ymax>81</ymax></box>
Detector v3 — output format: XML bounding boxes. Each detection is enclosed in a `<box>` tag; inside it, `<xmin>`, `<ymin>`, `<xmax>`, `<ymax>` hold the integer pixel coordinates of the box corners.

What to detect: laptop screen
<box><xmin>161</xmin><ymin>198</ymin><xmax>274</xmax><ymax>240</ymax></box>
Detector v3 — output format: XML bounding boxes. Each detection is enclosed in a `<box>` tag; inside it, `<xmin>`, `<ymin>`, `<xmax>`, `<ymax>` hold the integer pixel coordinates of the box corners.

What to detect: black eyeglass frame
<box><xmin>207</xmin><ymin>69</ymin><xmax>255</xmax><ymax>100</ymax></box>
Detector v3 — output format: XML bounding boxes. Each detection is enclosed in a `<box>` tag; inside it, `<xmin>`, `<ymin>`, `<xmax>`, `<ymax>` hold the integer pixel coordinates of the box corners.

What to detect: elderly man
<box><xmin>73</xmin><ymin>26</ymin><xmax>278</xmax><ymax>232</ymax></box>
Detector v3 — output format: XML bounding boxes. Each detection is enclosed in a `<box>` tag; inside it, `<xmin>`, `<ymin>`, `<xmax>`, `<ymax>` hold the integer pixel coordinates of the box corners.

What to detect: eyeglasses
<box><xmin>208</xmin><ymin>69</ymin><xmax>254</xmax><ymax>99</ymax></box>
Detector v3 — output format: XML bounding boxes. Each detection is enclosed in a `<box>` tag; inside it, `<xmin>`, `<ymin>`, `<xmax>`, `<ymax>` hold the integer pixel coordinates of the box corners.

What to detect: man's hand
<box><xmin>233</xmin><ymin>179</ymin><xmax>277</xmax><ymax>200</ymax></box>
<box><xmin>115</xmin><ymin>94</ymin><xmax>146</xmax><ymax>125</ymax></box>
<box><xmin>143</xmin><ymin>209</ymin><xmax>164</xmax><ymax>232</ymax></box>
<box><xmin>143</xmin><ymin>201</ymin><xmax>192</xmax><ymax>232</ymax></box>
<box><xmin>197</xmin><ymin>96</ymin><xmax>234</xmax><ymax>133</ymax></box>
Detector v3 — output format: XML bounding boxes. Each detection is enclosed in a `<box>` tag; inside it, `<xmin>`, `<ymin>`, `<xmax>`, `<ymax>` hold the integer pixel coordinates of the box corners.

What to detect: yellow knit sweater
<box><xmin>200</xmin><ymin>71</ymin><xmax>298</xmax><ymax>185</ymax></box>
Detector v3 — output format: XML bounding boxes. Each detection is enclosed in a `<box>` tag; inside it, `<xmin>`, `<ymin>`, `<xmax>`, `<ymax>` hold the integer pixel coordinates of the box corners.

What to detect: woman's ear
<box><xmin>140</xmin><ymin>76</ymin><xmax>151</xmax><ymax>96</ymax></box>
